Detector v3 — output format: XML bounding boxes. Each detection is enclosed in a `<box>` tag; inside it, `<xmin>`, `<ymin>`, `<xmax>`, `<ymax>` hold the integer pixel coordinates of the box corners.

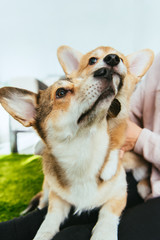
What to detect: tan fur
<box><xmin>138</xmin><ymin>178</ymin><xmax>150</xmax><ymax>188</ymax></box>
<box><xmin>137</xmin><ymin>178</ymin><xmax>151</xmax><ymax>199</ymax></box>
<box><xmin>107</xmin><ymin>74</ymin><xmax>138</xmax><ymax>151</ymax></box>
<box><xmin>48</xmin><ymin>191</ymin><xmax>66</xmax><ymax>213</ymax></box>
<box><xmin>109</xmin><ymin>121</ymin><xmax>127</xmax><ymax>149</ymax></box>
<box><xmin>107</xmin><ymin>194</ymin><xmax>127</xmax><ymax>216</ymax></box>
<box><xmin>122</xmin><ymin>151</ymin><xmax>149</xmax><ymax>170</ymax></box>
<box><xmin>42</xmin><ymin>149</ymin><xmax>70</xmax><ymax>188</ymax></box>
<box><xmin>97</xmin><ymin>145</ymin><xmax>110</xmax><ymax>182</ymax></box>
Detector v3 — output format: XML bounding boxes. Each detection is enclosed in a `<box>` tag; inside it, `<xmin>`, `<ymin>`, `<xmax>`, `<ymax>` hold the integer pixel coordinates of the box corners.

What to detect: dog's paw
<box><xmin>137</xmin><ymin>179</ymin><xmax>151</xmax><ymax>199</ymax></box>
<box><xmin>91</xmin><ymin>223</ymin><xmax>117</xmax><ymax>240</ymax></box>
<box><xmin>133</xmin><ymin>165</ymin><xmax>149</xmax><ymax>182</ymax></box>
<box><xmin>100</xmin><ymin>150</ymin><xmax>118</xmax><ymax>181</ymax></box>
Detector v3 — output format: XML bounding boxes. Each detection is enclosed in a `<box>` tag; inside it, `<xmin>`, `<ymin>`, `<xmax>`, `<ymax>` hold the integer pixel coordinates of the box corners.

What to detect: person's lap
<box><xmin>53</xmin><ymin>173</ymin><xmax>160</xmax><ymax>240</ymax></box>
<box><xmin>0</xmin><ymin>173</ymin><xmax>160</xmax><ymax>240</ymax></box>
<box><xmin>52</xmin><ymin>197</ymin><xmax>160</xmax><ymax>240</ymax></box>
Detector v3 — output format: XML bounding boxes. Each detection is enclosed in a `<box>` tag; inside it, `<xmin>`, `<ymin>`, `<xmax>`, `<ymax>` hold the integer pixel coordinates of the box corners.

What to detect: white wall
<box><xmin>0</xmin><ymin>0</ymin><xmax>160</xmax><ymax>150</ymax></box>
<box><xmin>0</xmin><ymin>0</ymin><xmax>160</xmax><ymax>83</ymax></box>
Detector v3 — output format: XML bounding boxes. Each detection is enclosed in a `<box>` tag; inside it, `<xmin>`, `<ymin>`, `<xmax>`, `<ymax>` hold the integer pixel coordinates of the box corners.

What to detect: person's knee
<box><xmin>53</xmin><ymin>224</ymin><xmax>93</xmax><ymax>240</ymax></box>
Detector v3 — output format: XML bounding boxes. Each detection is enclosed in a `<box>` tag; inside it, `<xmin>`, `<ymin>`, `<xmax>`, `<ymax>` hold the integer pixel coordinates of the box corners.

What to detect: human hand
<box><xmin>120</xmin><ymin>119</ymin><xmax>142</xmax><ymax>157</ymax></box>
<box><xmin>119</xmin><ymin>149</ymin><xmax>125</xmax><ymax>159</ymax></box>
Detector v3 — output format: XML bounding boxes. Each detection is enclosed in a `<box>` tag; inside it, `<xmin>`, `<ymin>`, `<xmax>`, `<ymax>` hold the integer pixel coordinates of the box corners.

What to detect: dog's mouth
<box><xmin>93</xmin><ymin>67</ymin><xmax>123</xmax><ymax>90</ymax></box>
<box><xmin>77</xmin><ymin>86</ymin><xmax>115</xmax><ymax>124</ymax></box>
<box><xmin>77</xmin><ymin>67</ymin><xmax>122</xmax><ymax>124</ymax></box>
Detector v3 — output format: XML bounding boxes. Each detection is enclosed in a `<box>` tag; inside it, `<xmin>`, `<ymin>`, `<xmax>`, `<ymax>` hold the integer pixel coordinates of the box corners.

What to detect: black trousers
<box><xmin>0</xmin><ymin>173</ymin><xmax>160</xmax><ymax>240</ymax></box>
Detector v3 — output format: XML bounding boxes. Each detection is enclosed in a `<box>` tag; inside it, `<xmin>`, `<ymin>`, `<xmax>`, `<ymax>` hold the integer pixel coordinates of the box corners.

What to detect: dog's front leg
<box><xmin>100</xmin><ymin>149</ymin><xmax>119</xmax><ymax>181</ymax></box>
<box><xmin>33</xmin><ymin>191</ymin><xmax>71</xmax><ymax>240</ymax></box>
<box><xmin>91</xmin><ymin>195</ymin><xmax>126</xmax><ymax>240</ymax></box>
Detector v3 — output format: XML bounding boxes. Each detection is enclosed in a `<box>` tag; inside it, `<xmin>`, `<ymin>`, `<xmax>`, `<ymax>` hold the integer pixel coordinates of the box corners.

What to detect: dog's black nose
<box><xmin>103</xmin><ymin>54</ymin><xmax>120</xmax><ymax>67</ymax></box>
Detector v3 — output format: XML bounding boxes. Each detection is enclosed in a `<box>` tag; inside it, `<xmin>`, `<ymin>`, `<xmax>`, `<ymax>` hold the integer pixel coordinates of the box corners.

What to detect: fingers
<box><xmin>119</xmin><ymin>150</ymin><xmax>124</xmax><ymax>159</ymax></box>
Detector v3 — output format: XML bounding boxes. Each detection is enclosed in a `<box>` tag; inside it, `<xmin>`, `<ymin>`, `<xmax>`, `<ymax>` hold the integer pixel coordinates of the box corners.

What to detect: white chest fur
<box><xmin>48</xmin><ymin>122</ymin><xmax>113</xmax><ymax>211</ymax></box>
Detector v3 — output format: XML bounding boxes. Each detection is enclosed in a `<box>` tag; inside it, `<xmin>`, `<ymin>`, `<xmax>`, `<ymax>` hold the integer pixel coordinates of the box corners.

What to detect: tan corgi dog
<box><xmin>0</xmin><ymin>46</ymin><xmax>153</xmax><ymax>240</ymax></box>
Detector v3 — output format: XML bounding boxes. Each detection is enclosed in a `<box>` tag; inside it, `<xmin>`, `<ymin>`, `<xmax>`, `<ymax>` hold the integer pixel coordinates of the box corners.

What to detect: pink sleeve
<box><xmin>129</xmin><ymin>80</ymin><xmax>145</xmax><ymax>128</ymax></box>
<box><xmin>134</xmin><ymin>128</ymin><xmax>160</xmax><ymax>170</ymax></box>
<box><xmin>129</xmin><ymin>53</ymin><xmax>160</xmax><ymax>170</ymax></box>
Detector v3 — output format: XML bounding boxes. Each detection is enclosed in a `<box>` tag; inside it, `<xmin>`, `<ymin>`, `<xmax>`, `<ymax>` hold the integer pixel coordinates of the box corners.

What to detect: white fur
<box><xmin>39</xmin><ymin>187</ymin><xmax>49</xmax><ymax>209</ymax></box>
<box><xmin>48</xmin><ymin>120</ymin><xmax>112</xmax><ymax>211</ymax></box>
<box><xmin>100</xmin><ymin>149</ymin><xmax>119</xmax><ymax>181</ymax></box>
<box><xmin>91</xmin><ymin>208</ymin><xmax>119</xmax><ymax>240</ymax></box>
<box><xmin>46</xmin><ymin>152</ymin><xmax>126</xmax><ymax>213</ymax></box>
<box><xmin>34</xmin><ymin>198</ymin><xmax>70</xmax><ymax>240</ymax></box>
<box><xmin>133</xmin><ymin>165</ymin><xmax>149</xmax><ymax>181</ymax></box>
<box><xmin>38</xmin><ymin>120</ymin><xmax>126</xmax><ymax>240</ymax></box>
<box><xmin>34</xmin><ymin>140</ymin><xmax>45</xmax><ymax>155</ymax></box>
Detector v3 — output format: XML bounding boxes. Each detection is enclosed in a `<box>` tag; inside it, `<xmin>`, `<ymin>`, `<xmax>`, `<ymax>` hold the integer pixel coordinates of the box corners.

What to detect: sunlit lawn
<box><xmin>0</xmin><ymin>154</ymin><xmax>43</xmax><ymax>221</ymax></box>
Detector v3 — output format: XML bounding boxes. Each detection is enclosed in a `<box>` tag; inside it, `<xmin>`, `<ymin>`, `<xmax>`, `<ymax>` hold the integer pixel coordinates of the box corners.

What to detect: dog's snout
<box><xmin>94</xmin><ymin>68</ymin><xmax>107</xmax><ymax>77</ymax></box>
<box><xmin>103</xmin><ymin>54</ymin><xmax>120</xmax><ymax>67</ymax></box>
<box><xmin>94</xmin><ymin>68</ymin><xmax>112</xmax><ymax>80</ymax></box>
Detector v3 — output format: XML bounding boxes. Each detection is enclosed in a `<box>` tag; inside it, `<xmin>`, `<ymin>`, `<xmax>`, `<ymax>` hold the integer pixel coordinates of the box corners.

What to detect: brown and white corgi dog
<box><xmin>0</xmin><ymin>46</ymin><xmax>153</xmax><ymax>240</ymax></box>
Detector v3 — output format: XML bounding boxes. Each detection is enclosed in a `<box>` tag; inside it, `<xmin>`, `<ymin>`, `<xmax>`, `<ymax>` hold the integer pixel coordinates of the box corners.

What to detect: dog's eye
<box><xmin>88</xmin><ymin>57</ymin><xmax>98</xmax><ymax>65</ymax></box>
<box><xmin>56</xmin><ymin>88</ymin><xmax>68</xmax><ymax>98</ymax></box>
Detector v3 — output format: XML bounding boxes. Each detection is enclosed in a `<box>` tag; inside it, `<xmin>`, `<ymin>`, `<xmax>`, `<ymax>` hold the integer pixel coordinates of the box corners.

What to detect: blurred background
<box><xmin>0</xmin><ymin>0</ymin><xmax>160</xmax><ymax>154</ymax></box>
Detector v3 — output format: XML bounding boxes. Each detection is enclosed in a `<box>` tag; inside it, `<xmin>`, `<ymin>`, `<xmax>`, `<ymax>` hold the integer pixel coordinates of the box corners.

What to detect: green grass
<box><xmin>0</xmin><ymin>154</ymin><xmax>43</xmax><ymax>222</ymax></box>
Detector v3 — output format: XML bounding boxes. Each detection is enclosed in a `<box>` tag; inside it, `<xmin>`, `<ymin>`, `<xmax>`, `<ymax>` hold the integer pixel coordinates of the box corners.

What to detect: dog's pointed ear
<box><xmin>57</xmin><ymin>45</ymin><xmax>83</xmax><ymax>76</ymax></box>
<box><xmin>127</xmin><ymin>49</ymin><xmax>154</xmax><ymax>81</ymax></box>
<box><xmin>0</xmin><ymin>87</ymin><xmax>37</xmax><ymax>127</ymax></box>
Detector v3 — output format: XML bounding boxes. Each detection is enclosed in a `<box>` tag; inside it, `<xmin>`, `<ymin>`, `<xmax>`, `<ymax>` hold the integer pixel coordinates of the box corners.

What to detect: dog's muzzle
<box><xmin>94</xmin><ymin>67</ymin><xmax>123</xmax><ymax>92</ymax></box>
<box><xmin>94</xmin><ymin>68</ymin><xmax>113</xmax><ymax>80</ymax></box>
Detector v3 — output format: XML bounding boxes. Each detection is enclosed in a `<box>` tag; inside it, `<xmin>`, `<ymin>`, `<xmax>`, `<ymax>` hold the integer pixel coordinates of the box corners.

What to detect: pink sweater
<box><xmin>130</xmin><ymin>53</ymin><xmax>160</xmax><ymax>198</ymax></box>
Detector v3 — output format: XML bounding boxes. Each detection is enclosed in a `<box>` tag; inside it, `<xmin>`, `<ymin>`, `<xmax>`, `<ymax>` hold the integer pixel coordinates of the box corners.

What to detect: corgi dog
<box><xmin>0</xmin><ymin>46</ymin><xmax>153</xmax><ymax>240</ymax></box>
